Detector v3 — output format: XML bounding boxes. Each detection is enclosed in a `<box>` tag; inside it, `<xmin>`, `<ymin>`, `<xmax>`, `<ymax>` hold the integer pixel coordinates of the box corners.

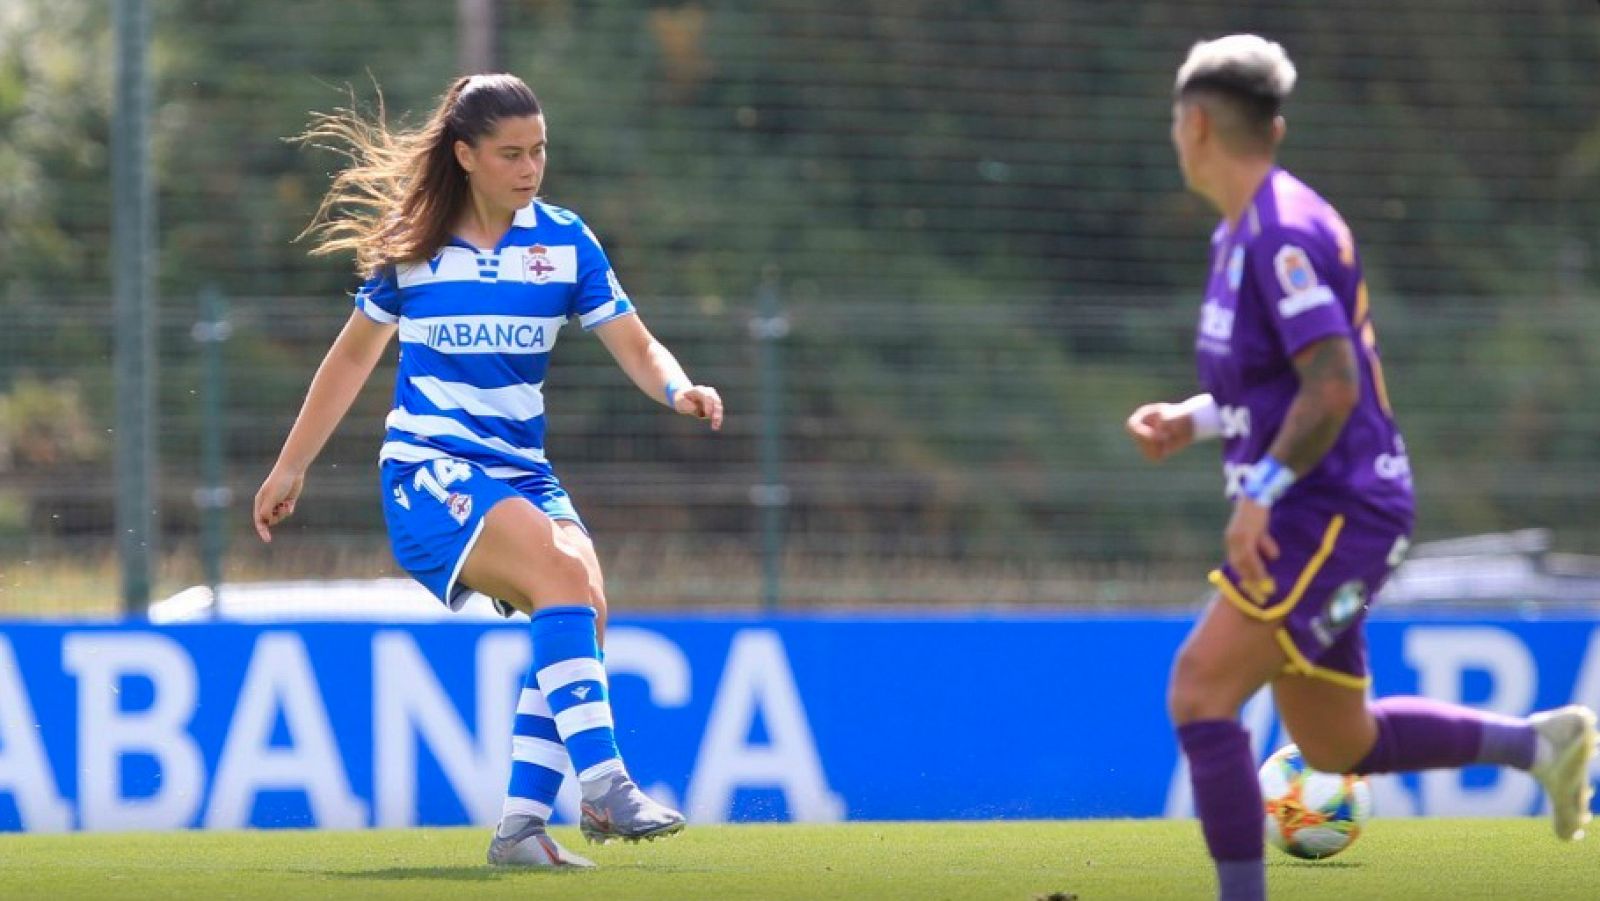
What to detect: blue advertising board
<box><xmin>1</xmin><ymin>612</ymin><xmax>1596</xmax><ymax>831</ymax></box>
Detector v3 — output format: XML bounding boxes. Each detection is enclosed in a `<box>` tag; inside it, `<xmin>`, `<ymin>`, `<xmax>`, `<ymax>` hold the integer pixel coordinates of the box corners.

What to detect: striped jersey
<box><xmin>353</xmin><ymin>200</ymin><xmax>635</xmax><ymax>478</ymax></box>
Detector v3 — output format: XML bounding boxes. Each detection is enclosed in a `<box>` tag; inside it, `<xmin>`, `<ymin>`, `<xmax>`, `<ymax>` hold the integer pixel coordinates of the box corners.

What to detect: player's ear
<box><xmin>1271</xmin><ymin>116</ymin><xmax>1287</xmax><ymax>147</ymax></box>
<box><xmin>453</xmin><ymin>139</ymin><xmax>475</xmax><ymax>176</ymax></box>
<box><xmin>1188</xmin><ymin>103</ymin><xmax>1209</xmax><ymax>146</ymax></box>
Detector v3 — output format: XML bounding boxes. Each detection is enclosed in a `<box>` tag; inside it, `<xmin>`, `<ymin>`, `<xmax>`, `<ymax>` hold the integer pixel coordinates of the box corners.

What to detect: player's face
<box><xmin>458</xmin><ymin>114</ymin><xmax>548</xmax><ymax>213</ymax></box>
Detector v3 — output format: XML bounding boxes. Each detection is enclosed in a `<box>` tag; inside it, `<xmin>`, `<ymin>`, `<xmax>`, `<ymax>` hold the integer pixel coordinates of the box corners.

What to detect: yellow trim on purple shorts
<box><xmin>1208</xmin><ymin>514</ymin><xmax>1346</xmax><ymax>622</ymax></box>
<box><xmin>1275</xmin><ymin>629</ymin><xmax>1371</xmax><ymax>690</ymax></box>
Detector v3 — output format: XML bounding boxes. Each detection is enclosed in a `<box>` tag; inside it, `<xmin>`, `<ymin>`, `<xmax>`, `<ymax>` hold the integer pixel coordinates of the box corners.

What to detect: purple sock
<box><xmin>1178</xmin><ymin>719</ymin><xmax>1264</xmax><ymax>901</ymax></box>
<box><xmin>1354</xmin><ymin>696</ymin><xmax>1536</xmax><ymax>774</ymax></box>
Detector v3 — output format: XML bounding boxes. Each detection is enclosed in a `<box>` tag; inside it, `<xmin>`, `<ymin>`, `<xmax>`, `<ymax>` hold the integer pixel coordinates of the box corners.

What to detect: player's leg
<box><xmin>379</xmin><ymin>461</ymin><xmax>594</xmax><ymax>866</ymax></box>
<box><xmin>1265</xmin><ymin>521</ymin><xmax>1599</xmax><ymax>843</ymax></box>
<box><xmin>468</xmin><ymin>502</ymin><xmax>684</xmax><ymax>851</ymax></box>
<box><xmin>1180</xmin><ymin>507</ymin><xmax>1371</xmax><ymax>900</ymax></box>
<box><xmin>553</xmin><ymin>519</ymin><xmax>607</xmax><ymax>641</ymax></box>
<box><xmin>490</xmin><ymin>518</ymin><xmax>604</xmax><ymax>851</ymax></box>
<box><xmin>1276</xmin><ymin>666</ymin><xmax>1597</xmax><ymax>841</ymax></box>
<box><xmin>547</xmin><ymin>518</ymin><xmax>686</xmax><ymax>844</ymax></box>
<box><xmin>490</xmin><ymin>664</ymin><xmax>588</xmax><ymax>867</ymax></box>
<box><xmin>453</xmin><ymin>497</ymin><xmax>601</xmax><ymax>866</ymax></box>
<box><xmin>486</xmin><ymin>508</ymin><xmax>607</xmax><ymax>855</ymax></box>
<box><xmin>1170</xmin><ymin>597</ymin><xmax>1290</xmax><ymax>901</ymax></box>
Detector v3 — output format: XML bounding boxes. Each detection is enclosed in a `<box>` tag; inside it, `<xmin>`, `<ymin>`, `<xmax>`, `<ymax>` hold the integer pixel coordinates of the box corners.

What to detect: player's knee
<box><xmin>1168</xmin><ymin>682</ymin><xmax>1216</xmax><ymax>725</ymax></box>
<box><xmin>1168</xmin><ymin>648</ymin><xmax>1237</xmax><ymax>724</ymax></box>
<box><xmin>581</xmin><ymin>563</ymin><xmax>607</xmax><ymax>610</ymax></box>
<box><xmin>541</xmin><ymin>542</ymin><xmax>592</xmax><ymax>601</ymax></box>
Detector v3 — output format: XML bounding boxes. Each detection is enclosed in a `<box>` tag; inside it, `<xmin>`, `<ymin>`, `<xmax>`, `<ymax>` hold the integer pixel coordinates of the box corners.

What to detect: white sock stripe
<box><xmin>536</xmin><ymin>657</ymin><xmax>606</xmax><ymax>694</ymax></box>
<box><xmin>516</xmin><ymin>687</ymin><xmax>554</xmax><ymax>717</ymax></box>
<box><xmin>501</xmin><ymin>797</ymin><xmax>553</xmax><ymax>822</ymax></box>
<box><xmin>512</xmin><ymin>736</ymin><xmax>569</xmax><ymax>771</ymax></box>
<box><xmin>577</xmin><ymin>759</ymin><xmax>624</xmax><ymax>784</ymax></box>
<box><xmin>554</xmin><ymin>702</ymin><xmax>614</xmax><ymax>737</ymax></box>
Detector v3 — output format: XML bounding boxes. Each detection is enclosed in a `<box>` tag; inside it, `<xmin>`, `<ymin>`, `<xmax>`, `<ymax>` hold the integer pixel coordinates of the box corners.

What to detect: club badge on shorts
<box><xmin>445</xmin><ymin>491</ymin><xmax>473</xmax><ymax>526</ymax></box>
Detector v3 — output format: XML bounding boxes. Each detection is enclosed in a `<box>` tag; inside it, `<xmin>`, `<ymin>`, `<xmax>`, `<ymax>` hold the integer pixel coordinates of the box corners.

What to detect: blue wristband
<box><xmin>1240</xmin><ymin>455</ymin><xmax>1297</xmax><ymax>507</ymax></box>
<box><xmin>664</xmin><ymin>379</ymin><xmax>689</xmax><ymax>408</ymax></box>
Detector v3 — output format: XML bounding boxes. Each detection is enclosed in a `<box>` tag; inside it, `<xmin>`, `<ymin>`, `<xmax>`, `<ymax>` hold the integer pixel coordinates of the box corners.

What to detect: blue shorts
<box><xmin>379</xmin><ymin>457</ymin><xmax>584</xmax><ymax>610</ymax></box>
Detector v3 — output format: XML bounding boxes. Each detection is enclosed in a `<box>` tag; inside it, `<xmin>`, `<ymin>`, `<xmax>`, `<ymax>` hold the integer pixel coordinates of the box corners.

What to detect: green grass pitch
<box><xmin>1</xmin><ymin>819</ymin><xmax>1596</xmax><ymax>899</ymax></box>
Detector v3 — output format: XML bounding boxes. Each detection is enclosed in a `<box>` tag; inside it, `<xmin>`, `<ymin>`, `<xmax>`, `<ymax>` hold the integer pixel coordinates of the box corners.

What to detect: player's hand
<box><xmin>1125</xmin><ymin>402</ymin><xmax>1196</xmax><ymax>462</ymax></box>
<box><xmin>253</xmin><ymin>467</ymin><xmax>305</xmax><ymax>543</ymax></box>
<box><xmin>1224</xmin><ymin>498</ymin><xmax>1280</xmax><ymax>593</ymax></box>
<box><xmin>673</xmin><ymin>385</ymin><xmax>724</xmax><ymax>431</ymax></box>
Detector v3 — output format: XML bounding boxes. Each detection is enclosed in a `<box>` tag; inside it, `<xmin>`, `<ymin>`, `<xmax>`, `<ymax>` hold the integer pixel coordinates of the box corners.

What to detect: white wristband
<box><xmin>1173</xmin><ymin>393</ymin><xmax>1221</xmax><ymax>441</ymax></box>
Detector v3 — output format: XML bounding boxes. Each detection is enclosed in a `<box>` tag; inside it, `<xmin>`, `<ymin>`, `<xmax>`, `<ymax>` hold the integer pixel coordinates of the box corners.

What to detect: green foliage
<box><xmin>1</xmin><ymin>1</ymin><xmax>1599</xmax><ymax>589</ymax></box>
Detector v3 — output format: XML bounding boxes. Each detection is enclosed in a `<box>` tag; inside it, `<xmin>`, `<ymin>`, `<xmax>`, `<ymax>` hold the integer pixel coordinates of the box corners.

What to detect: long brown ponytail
<box><xmin>295</xmin><ymin>74</ymin><xmax>542</xmax><ymax>275</ymax></box>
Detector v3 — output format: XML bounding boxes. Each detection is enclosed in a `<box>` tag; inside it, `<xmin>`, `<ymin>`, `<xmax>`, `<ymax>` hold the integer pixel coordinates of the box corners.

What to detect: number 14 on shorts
<box><xmin>403</xmin><ymin>458</ymin><xmax>475</xmax><ymax>526</ymax></box>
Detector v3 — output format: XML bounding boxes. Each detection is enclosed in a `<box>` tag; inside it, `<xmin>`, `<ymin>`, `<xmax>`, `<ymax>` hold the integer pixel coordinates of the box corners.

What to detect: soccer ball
<box><xmin>1257</xmin><ymin>744</ymin><xmax>1371</xmax><ymax>860</ymax></box>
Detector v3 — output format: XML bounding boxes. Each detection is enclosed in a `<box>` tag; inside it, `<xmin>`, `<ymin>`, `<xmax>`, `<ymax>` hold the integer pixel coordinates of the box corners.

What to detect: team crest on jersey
<box><xmin>1226</xmin><ymin>246</ymin><xmax>1245</xmax><ymax>291</ymax></box>
<box><xmin>1273</xmin><ymin>245</ymin><xmax>1318</xmax><ymax>295</ymax></box>
<box><xmin>445</xmin><ymin>491</ymin><xmax>473</xmax><ymax>526</ymax></box>
<box><xmin>522</xmin><ymin>244</ymin><xmax>557</xmax><ymax>284</ymax></box>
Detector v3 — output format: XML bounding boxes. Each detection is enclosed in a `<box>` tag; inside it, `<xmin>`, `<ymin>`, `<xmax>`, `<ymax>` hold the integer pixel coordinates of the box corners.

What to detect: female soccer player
<box><xmin>1126</xmin><ymin>35</ymin><xmax>1596</xmax><ymax>901</ymax></box>
<box><xmin>252</xmin><ymin>74</ymin><xmax>721</xmax><ymax>868</ymax></box>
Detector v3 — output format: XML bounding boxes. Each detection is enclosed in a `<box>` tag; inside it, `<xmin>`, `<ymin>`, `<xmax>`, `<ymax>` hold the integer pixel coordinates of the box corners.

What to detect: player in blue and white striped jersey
<box><xmin>253</xmin><ymin>74</ymin><xmax>722</xmax><ymax>868</ymax></box>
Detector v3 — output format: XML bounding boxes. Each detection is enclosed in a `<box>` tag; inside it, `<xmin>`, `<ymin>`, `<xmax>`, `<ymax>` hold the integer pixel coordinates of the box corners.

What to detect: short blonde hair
<box><xmin>1174</xmin><ymin>35</ymin><xmax>1297</xmax><ymax>149</ymax></box>
<box><xmin>1175</xmin><ymin>34</ymin><xmax>1297</xmax><ymax>103</ymax></box>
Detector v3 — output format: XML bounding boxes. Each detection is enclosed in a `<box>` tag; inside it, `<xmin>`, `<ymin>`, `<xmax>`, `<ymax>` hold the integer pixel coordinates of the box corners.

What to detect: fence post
<box><xmin>749</xmin><ymin>268</ymin><xmax>790</xmax><ymax>610</ymax></box>
<box><xmin>192</xmin><ymin>288</ymin><xmax>232</xmax><ymax>607</ymax></box>
<box><xmin>113</xmin><ymin>0</ymin><xmax>157</xmax><ymax>615</ymax></box>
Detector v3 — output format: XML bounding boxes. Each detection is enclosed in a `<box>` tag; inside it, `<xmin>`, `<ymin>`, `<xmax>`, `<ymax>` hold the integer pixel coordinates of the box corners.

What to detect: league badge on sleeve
<box><xmin>1273</xmin><ymin>245</ymin><xmax>1318</xmax><ymax>295</ymax></box>
<box><xmin>1272</xmin><ymin>245</ymin><xmax>1336</xmax><ymax>318</ymax></box>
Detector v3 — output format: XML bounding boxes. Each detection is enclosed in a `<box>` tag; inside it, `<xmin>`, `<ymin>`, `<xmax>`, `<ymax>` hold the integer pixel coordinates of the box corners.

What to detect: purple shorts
<box><xmin>1208</xmin><ymin>502</ymin><xmax>1410</xmax><ymax>690</ymax></box>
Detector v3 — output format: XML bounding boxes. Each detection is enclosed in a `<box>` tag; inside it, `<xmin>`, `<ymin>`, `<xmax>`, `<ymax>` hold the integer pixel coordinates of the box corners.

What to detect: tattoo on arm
<box><xmin>1269</xmin><ymin>337</ymin><xmax>1361</xmax><ymax>474</ymax></box>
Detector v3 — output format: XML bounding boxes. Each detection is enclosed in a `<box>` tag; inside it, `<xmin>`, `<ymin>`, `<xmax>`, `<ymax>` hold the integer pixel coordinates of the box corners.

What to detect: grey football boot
<box><xmin>1528</xmin><ymin>705</ymin><xmax>1598</xmax><ymax>841</ymax></box>
<box><xmin>579</xmin><ymin>773</ymin><xmax>687</xmax><ymax>844</ymax></box>
<box><xmin>487</xmin><ymin>816</ymin><xmax>596</xmax><ymax>867</ymax></box>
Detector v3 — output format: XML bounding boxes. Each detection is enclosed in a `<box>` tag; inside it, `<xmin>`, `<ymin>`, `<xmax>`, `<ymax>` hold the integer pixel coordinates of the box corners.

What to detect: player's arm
<box><xmin>594</xmin><ymin>313</ymin><xmax>723</xmax><ymax>430</ymax></box>
<box><xmin>254</xmin><ymin>310</ymin><xmax>397</xmax><ymax>541</ymax></box>
<box><xmin>1268</xmin><ymin>336</ymin><xmax>1361</xmax><ymax>474</ymax></box>
<box><xmin>1224</xmin><ymin>335</ymin><xmax>1360</xmax><ymax>586</ymax></box>
<box><xmin>1125</xmin><ymin>394</ymin><xmax>1219</xmax><ymax>462</ymax></box>
<box><xmin>1226</xmin><ymin>239</ymin><xmax>1360</xmax><ymax>586</ymax></box>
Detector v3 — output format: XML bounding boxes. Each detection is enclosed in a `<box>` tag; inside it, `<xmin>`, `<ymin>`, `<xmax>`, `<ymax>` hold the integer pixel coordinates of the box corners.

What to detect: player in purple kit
<box><xmin>1125</xmin><ymin>35</ymin><xmax>1598</xmax><ymax>901</ymax></box>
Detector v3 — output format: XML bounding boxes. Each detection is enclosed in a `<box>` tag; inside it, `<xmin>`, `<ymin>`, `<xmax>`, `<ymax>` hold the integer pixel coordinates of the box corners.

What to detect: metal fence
<box><xmin>3</xmin><ymin>0</ymin><xmax>1598</xmax><ymax>615</ymax></box>
<box><xmin>4</xmin><ymin>288</ymin><xmax>1599</xmax><ymax>615</ymax></box>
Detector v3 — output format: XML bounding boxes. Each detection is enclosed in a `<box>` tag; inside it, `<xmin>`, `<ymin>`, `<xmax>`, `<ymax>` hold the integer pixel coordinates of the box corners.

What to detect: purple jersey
<box><xmin>1195</xmin><ymin>168</ymin><xmax>1414</xmax><ymax>531</ymax></box>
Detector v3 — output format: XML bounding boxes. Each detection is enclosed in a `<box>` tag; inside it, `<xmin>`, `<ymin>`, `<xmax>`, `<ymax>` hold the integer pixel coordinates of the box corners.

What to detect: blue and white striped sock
<box><xmin>500</xmin><ymin>673</ymin><xmax>568</xmax><ymax>824</ymax></box>
<box><xmin>531</xmin><ymin>605</ymin><xmax>625</xmax><ymax>789</ymax></box>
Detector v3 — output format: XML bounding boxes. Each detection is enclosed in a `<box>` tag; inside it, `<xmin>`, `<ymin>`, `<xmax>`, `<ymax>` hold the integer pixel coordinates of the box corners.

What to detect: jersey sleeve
<box><xmin>1247</xmin><ymin>234</ymin><xmax>1350</xmax><ymax>356</ymax></box>
<box><xmin>572</xmin><ymin>223</ymin><xmax>635</xmax><ymax>331</ymax></box>
<box><xmin>352</xmin><ymin>266</ymin><xmax>401</xmax><ymax>324</ymax></box>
